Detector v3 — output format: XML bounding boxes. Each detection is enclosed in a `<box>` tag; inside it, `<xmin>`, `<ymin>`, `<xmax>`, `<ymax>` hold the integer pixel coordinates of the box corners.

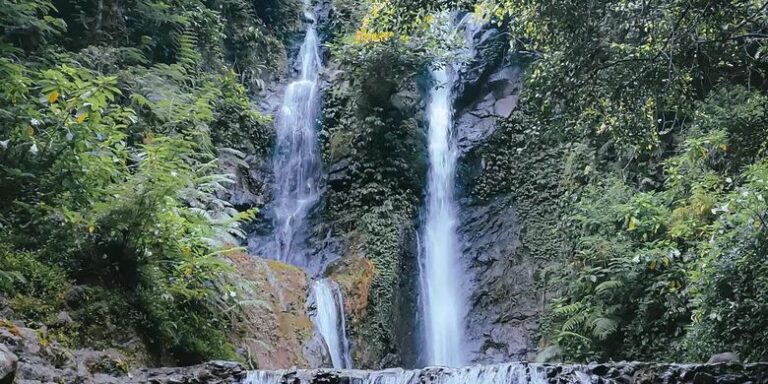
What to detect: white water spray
<box><xmin>244</xmin><ymin>363</ymin><xmax>551</xmax><ymax>384</ymax></box>
<box><xmin>419</xmin><ymin>44</ymin><xmax>466</xmax><ymax>370</ymax></box>
<box><xmin>243</xmin><ymin>370</ymin><xmax>284</xmax><ymax>384</ymax></box>
<box><xmin>271</xmin><ymin>0</ymin><xmax>322</xmax><ymax>266</ymax></box>
<box><xmin>312</xmin><ymin>279</ymin><xmax>352</xmax><ymax>369</ymax></box>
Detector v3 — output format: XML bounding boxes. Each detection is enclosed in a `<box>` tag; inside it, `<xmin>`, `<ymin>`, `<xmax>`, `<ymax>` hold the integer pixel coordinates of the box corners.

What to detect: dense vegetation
<box><xmin>4</xmin><ymin>0</ymin><xmax>768</xmax><ymax>370</ymax></box>
<box><xmin>474</xmin><ymin>0</ymin><xmax>768</xmax><ymax>362</ymax></box>
<box><xmin>350</xmin><ymin>0</ymin><xmax>768</xmax><ymax>363</ymax></box>
<box><xmin>0</xmin><ymin>0</ymin><xmax>297</xmax><ymax>364</ymax></box>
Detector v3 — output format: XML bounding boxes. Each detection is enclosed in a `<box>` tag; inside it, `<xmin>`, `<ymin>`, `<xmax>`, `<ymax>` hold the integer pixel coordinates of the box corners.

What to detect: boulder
<box><xmin>707</xmin><ymin>352</ymin><xmax>741</xmax><ymax>364</ymax></box>
<box><xmin>115</xmin><ymin>360</ymin><xmax>247</xmax><ymax>383</ymax></box>
<box><xmin>74</xmin><ymin>348</ymin><xmax>127</xmax><ymax>376</ymax></box>
<box><xmin>55</xmin><ymin>311</ymin><xmax>74</xmax><ymax>327</ymax></box>
<box><xmin>0</xmin><ymin>344</ymin><xmax>16</xmax><ymax>384</ymax></box>
<box><xmin>493</xmin><ymin>95</ymin><xmax>518</xmax><ymax>118</ymax></box>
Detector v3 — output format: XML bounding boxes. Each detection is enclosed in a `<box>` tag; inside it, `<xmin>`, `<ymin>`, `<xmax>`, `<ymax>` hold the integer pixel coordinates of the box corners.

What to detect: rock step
<box><xmin>242</xmin><ymin>362</ymin><xmax>768</xmax><ymax>384</ymax></box>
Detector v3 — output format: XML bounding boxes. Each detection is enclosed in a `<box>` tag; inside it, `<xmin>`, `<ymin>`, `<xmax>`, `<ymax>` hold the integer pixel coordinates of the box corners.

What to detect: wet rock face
<box><xmin>451</xmin><ymin>21</ymin><xmax>538</xmax><ymax>364</ymax></box>
<box><xmin>453</xmin><ymin>23</ymin><xmax>521</xmax><ymax>154</ymax></box>
<box><xmin>460</xmin><ymin>195</ymin><xmax>541</xmax><ymax>364</ymax></box>
<box><xmin>539</xmin><ymin>362</ymin><xmax>768</xmax><ymax>384</ymax></box>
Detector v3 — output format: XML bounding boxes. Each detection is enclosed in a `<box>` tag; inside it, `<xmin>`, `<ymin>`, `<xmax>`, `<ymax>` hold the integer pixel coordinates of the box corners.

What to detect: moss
<box><xmin>226</xmin><ymin>253</ymin><xmax>314</xmax><ymax>369</ymax></box>
<box><xmin>327</xmin><ymin>253</ymin><xmax>375</xmax><ymax>326</ymax></box>
<box><xmin>318</xmin><ymin>64</ymin><xmax>425</xmax><ymax>366</ymax></box>
<box><xmin>0</xmin><ymin>320</ymin><xmax>22</xmax><ymax>337</ymax></box>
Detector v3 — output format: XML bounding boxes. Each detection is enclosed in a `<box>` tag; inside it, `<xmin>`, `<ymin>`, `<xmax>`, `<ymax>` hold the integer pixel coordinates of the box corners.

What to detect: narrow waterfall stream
<box><xmin>271</xmin><ymin>0</ymin><xmax>322</xmax><ymax>266</ymax></box>
<box><xmin>418</xmin><ymin>19</ymin><xmax>469</xmax><ymax>367</ymax></box>
<box><xmin>312</xmin><ymin>279</ymin><xmax>352</xmax><ymax>369</ymax></box>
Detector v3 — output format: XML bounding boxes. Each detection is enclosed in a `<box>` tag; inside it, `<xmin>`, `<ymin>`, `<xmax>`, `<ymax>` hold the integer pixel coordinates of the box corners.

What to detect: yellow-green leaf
<box><xmin>628</xmin><ymin>216</ymin><xmax>638</xmax><ymax>231</ymax></box>
<box><xmin>48</xmin><ymin>91</ymin><xmax>59</xmax><ymax>104</ymax></box>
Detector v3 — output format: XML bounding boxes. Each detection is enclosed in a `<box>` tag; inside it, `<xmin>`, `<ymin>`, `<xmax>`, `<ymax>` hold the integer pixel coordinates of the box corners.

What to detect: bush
<box><xmin>0</xmin><ymin>242</ymin><xmax>70</xmax><ymax>324</ymax></box>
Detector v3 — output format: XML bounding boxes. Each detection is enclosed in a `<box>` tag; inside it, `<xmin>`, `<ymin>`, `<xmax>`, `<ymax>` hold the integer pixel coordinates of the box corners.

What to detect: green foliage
<box><xmin>686</xmin><ymin>160</ymin><xmax>768</xmax><ymax>361</ymax></box>
<box><xmin>0</xmin><ymin>242</ymin><xmax>70</xmax><ymax>323</ymax></box>
<box><xmin>482</xmin><ymin>0</ymin><xmax>768</xmax><ymax>150</ymax></box>
<box><xmin>317</xmin><ymin>3</ymin><xmax>439</xmax><ymax>364</ymax></box>
<box><xmin>464</xmin><ymin>0</ymin><xmax>768</xmax><ymax>363</ymax></box>
<box><xmin>0</xmin><ymin>0</ymin><xmax>284</xmax><ymax>364</ymax></box>
<box><xmin>320</xmin><ymin>72</ymin><xmax>425</xmax><ymax>366</ymax></box>
<box><xmin>534</xmin><ymin>88</ymin><xmax>768</xmax><ymax>361</ymax></box>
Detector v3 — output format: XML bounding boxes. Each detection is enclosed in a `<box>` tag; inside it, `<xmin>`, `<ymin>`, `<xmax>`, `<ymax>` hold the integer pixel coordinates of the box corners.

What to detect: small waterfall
<box><xmin>242</xmin><ymin>370</ymin><xmax>284</xmax><ymax>384</ymax></box>
<box><xmin>244</xmin><ymin>363</ymin><xmax>553</xmax><ymax>384</ymax></box>
<box><xmin>271</xmin><ymin>0</ymin><xmax>323</xmax><ymax>266</ymax></box>
<box><xmin>418</xmin><ymin>17</ymin><xmax>470</xmax><ymax>367</ymax></box>
<box><xmin>367</xmin><ymin>368</ymin><xmax>418</xmax><ymax>384</ymax></box>
<box><xmin>442</xmin><ymin>363</ymin><xmax>528</xmax><ymax>384</ymax></box>
<box><xmin>312</xmin><ymin>279</ymin><xmax>352</xmax><ymax>369</ymax></box>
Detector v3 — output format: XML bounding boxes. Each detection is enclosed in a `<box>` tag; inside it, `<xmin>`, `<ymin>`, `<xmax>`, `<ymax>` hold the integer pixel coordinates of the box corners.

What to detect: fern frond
<box><xmin>554</xmin><ymin>302</ymin><xmax>584</xmax><ymax>315</ymax></box>
<box><xmin>591</xmin><ymin>317</ymin><xmax>618</xmax><ymax>340</ymax></box>
<box><xmin>562</xmin><ymin>310</ymin><xmax>589</xmax><ymax>332</ymax></box>
<box><xmin>175</xmin><ymin>29</ymin><xmax>201</xmax><ymax>73</ymax></box>
<box><xmin>595</xmin><ymin>280</ymin><xmax>623</xmax><ymax>295</ymax></box>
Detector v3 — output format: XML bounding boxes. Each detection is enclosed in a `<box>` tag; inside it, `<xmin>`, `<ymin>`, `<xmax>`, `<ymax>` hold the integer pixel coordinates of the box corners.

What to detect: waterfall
<box><xmin>312</xmin><ymin>279</ymin><xmax>352</xmax><ymax>369</ymax></box>
<box><xmin>262</xmin><ymin>0</ymin><xmax>355</xmax><ymax>372</ymax></box>
<box><xmin>242</xmin><ymin>370</ymin><xmax>284</xmax><ymax>384</ymax></box>
<box><xmin>271</xmin><ymin>0</ymin><xmax>322</xmax><ymax>266</ymax></box>
<box><xmin>366</xmin><ymin>368</ymin><xmax>418</xmax><ymax>384</ymax></box>
<box><xmin>243</xmin><ymin>363</ymin><xmax>553</xmax><ymax>384</ymax></box>
<box><xmin>419</xmin><ymin>47</ymin><xmax>465</xmax><ymax>369</ymax></box>
<box><xmin>417</xmin><ymin>13</ymin><xmax>478</xmax><ymax>368</ymax></box>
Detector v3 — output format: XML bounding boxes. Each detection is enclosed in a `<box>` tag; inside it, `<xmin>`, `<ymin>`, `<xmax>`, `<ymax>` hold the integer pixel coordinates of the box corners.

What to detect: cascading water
<box><xmin>243</xmin><ymin>370</ymin><xmax>284</xmax><ymax>384</ymax></box>
<box><xmin>418</xmin><ymin>20</ymin><xmax>468</xmax><ymax>367</ymax></box>
<box><xmin>311</xmin><ymin>279</ymin><xmax>352</xmax><ymax>369</ymax></box>
<box><xmin>263</xmin><ymin>0</ymin><xmax>355</xmax><ymax>372</ymax></box>
<box><xmin>271</xmin><ymin>0</ymin><xmax>323</xmax><ymax>266</ymax></box>
<box><xmin>244</xmin><ymin>363</ymin><xmax>552</xmax><ymax>384</ymax></box>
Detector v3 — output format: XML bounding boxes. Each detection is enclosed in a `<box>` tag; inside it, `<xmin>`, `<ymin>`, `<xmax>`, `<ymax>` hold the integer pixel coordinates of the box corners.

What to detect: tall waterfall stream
<box><xmin>271</xmin><ymin>0</ymin><xmax>322</xmax><ymax>267</ymax></box>
<box><xmin>266</xmin><ymin>0</ymin><xmax>353</xmax><ymax>371</ymax></box>
<box><xmin>419</xmin><ymin>13</ymin><xmax>476</xmax><ymax>367</ymax></box>
<box><xmin>419</xmin><ymin>61</ymin><xmax>466</xmax><ymax>367</ymax></box>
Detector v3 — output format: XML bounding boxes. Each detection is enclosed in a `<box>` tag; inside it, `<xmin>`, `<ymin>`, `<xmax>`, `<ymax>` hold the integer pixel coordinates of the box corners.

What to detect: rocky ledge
<box><xmin>113</xmin><ymin>361</ymin><xmax>247</xmax><ymax>384</ymax></box>
<box><xmin>239</xmin><ymin>362</ymin><xmax>768</xmax><ymax>384</ymax></box>
<box><xmin>5</xmin><ymin>359</ymin><xmax>768</xmax><ymax>383</ymax></box>
<box><xmin>6</xmin><ymin>357</ymin><xmax>246</xmax><ymax>384</ymax></box>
